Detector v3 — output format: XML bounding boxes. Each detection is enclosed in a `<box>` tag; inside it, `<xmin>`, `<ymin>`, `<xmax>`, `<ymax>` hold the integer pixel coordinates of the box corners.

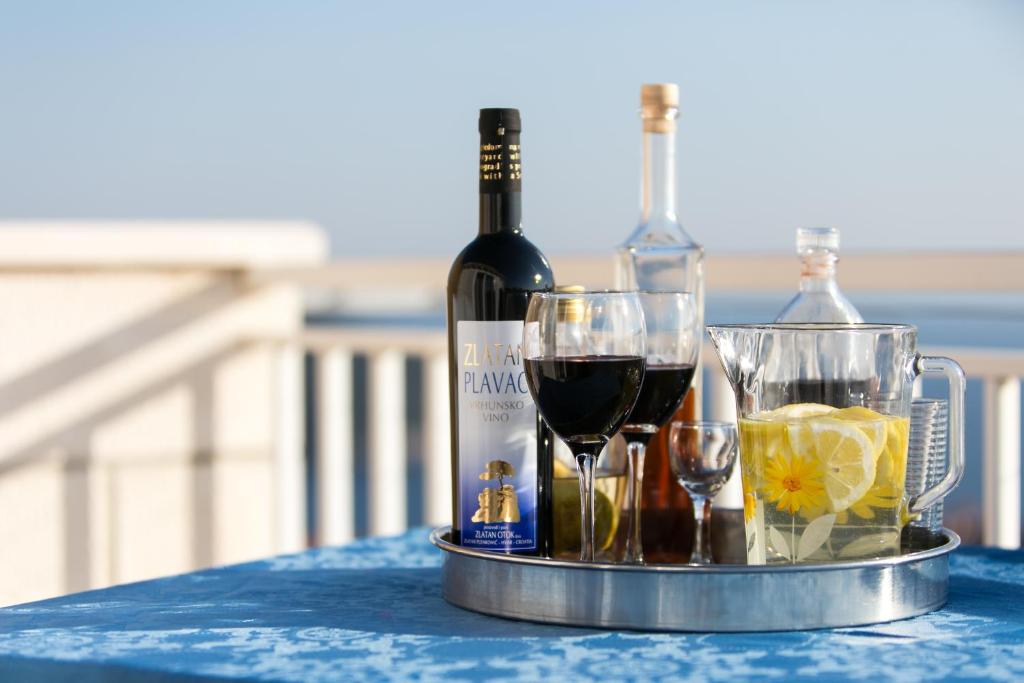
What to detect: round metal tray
<box><xmin>431</xmin><ymin>526</ymin><xmax>959</xmax><ymax>632</ymax></box>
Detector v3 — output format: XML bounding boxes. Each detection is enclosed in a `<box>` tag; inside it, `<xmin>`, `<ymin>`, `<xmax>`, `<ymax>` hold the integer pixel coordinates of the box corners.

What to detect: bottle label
<box><xmin>479</xmin><ymin>133</ymin><xmax>522</xmax><ymax>193</ymax></box>
<box><xmin>457</xmin><ymin>320</ymin><xmax>537</xmax><ymax>551</ymax></box>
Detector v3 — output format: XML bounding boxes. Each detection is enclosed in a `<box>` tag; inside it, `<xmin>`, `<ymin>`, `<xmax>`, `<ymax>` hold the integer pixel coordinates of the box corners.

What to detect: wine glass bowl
<box><xmin>668</xmin><ymin>421</ymin><xmax>738</xmax><ymax>565</ymax></box>
<box><xmin>523</xmin><ymin>291</ymin><xmax>646</xmax><ymax>562</ymax></box>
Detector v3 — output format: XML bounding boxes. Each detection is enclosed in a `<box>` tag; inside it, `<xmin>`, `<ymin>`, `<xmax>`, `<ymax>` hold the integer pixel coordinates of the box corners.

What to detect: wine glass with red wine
<box><xmin>619</xmin><ymin>291</ymin><xmax>700</xmax><ymax>564</ymax></box>
<box><xmin>523</xmin><ymin>291</ymin><xmax>646</xmax><ymax>562</ymax></box>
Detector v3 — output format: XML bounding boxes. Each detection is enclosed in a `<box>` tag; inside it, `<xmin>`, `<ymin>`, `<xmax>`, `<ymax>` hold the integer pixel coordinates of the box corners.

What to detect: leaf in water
<box><xmin>797</xmin><ymin>513</ymin><xmax>836</xmax><ymax>561</ymax></box>
<box><xmin>746</xmin><ymin>530</ymin><xmax>756</xmax><ymax>553</ymax></box>
<box><xmin>768</xmin><ymin>525</ymin><xmax>791</xmax><ymax>561</ymax></box>
<box><xmin>838</xmin><ymin>531</ymin><xmax>901</xmax><ymax>559</ymax></box>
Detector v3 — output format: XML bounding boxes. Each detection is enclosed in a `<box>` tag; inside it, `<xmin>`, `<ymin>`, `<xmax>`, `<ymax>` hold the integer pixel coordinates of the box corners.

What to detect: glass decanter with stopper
<box><xmin>614</xmin><ymin>83</ymin><xmax>705</xmax><ymax>563</ymax></box>
<box><xmin>615</xmin><ymin>84</ymin><xmax>704</xmax><ymax>299</ymax></box>
<box><xmin>775</xmin><ymin>227</ymin><xmax>862</xmax><ymax>323</ymax></box>
<box><xmin>768</xmin><ymin>226</ymin><xmax>869</xmax><ymax>423</ymax></box>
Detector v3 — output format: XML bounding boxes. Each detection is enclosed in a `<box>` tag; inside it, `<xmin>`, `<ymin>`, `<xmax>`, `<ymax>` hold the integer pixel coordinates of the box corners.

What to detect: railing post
<box><xmin>423</xmin><ymin>353</ymin><xmax>451</xmax><ymax>527</ymax></box>
<box><xmin>274</xmin><ymin>342</ymin><xmax>307</xmax><ymax>553</ymax></box>
<box><xmin>983</xmin><ymin>376</ymin><xmax>1022</xmax><ymax>549</ymax></box>
<box><xmin>316</xmin><ymin>347</ymin><xmax>354</xmax><ymax>545</ymax></box>
<box><xmin>709</xmin><ymin>366</ymin><xmax>743</xmax><ymax>509</ymax></box>
<box><xmin>368</xmin><ymin>349</ymin><xmax>407</xmax><ymax>536</ymax></box>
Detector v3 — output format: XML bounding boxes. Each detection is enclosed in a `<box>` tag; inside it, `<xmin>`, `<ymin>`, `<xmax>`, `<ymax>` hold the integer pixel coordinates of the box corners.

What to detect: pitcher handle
<box><xmin>908</xmin><ymin>355</ymin><xmax>967</xmax><ymax>514</ymax></box>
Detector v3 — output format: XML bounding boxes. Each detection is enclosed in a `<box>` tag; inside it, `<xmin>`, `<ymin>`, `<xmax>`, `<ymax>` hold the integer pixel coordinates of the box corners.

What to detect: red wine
<box><xmin>525</xmin><ymin>356</ymin><xmax>645</xmax><ymax>454</ymax></box>
<box><xmin>447</xmin><ymin>108</ymin><xmax>555</xmax><ymax>556</ymax></box>
<box><xmin>641</xmin><ymin>392</ymin><xmax>697</xmax><ymax>564</ymax></box>
<box><xmin>621</xmin><ymin>363</ymin><xmax>696</xmax><ymax>442</ymax></box>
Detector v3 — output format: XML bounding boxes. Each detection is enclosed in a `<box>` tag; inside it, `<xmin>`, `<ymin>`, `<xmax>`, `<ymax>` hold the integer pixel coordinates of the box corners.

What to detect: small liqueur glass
<box><xmin>523</xmin><ymin>291</ymin><xmax>646</xmax><ymax>562</ymax></box>
<box><xmin>668</xmin><ymin>421</ymin><xmax>738</xmax><ymax>565</ymax></box>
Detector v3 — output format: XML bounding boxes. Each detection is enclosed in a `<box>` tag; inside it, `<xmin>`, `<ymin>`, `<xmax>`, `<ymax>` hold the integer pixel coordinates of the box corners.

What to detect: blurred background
<box><xmin>0</xmin><ymin>1</ymin><xmax>1021</xmax><ymax>605</ymax></box>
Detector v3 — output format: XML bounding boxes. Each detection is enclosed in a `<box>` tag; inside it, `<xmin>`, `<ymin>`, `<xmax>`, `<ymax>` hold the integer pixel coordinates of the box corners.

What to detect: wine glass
<box><xmin>619</xmin><ymin>291</ymin><xmax>700</xmax><ymax>564</ymax></box>
<box><xmin>523</xmin><ymin>291</ymin><xmax>646</xmax><ymax>562</ymax></box>
<box><xmin>668</xmin><ymin>421</ymin><xmax>738</xmax><ymax>565</ymax></box>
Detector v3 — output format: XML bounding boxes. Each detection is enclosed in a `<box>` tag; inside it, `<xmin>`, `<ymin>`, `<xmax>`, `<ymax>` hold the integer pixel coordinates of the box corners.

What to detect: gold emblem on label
<box><xmin>471</xmin><ymin>460</ymin><xmax>521</xmax><ymax>523</ymax></box>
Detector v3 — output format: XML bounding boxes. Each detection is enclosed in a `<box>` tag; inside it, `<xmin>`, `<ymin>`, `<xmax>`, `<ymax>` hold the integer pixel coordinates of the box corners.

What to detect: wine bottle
<box><xmin>615</xmin><ymin>83</ymin><xmax>705</xmax><ymax>563</ymax></box>
<box><xmin>447</xmin><ymin>108</ymin><xmax>555</xmax><ymax>555</ymax></box>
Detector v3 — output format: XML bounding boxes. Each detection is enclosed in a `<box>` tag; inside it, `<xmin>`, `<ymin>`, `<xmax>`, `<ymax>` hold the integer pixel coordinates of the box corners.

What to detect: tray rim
<box><xmin>429</xmin><ymin>525</ymin><xmax>960</xmax><ymax>574</ymax></box>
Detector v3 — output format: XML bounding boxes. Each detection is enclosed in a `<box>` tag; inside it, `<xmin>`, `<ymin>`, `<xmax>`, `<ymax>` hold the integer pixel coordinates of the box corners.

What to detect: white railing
<box><xmin>263</xmin><ymin>252</ymin><xmax>1024</xmax><ymax>551</ymax></box>
<box><xmin>940</xmin><ymin>347</ymin><xmax>1024</xmax><ymax>550</ymax></box>
<box><xmin>296</xmin><ymin>329</ymin><xmax>453</xmax><ymax>545</ymax></box>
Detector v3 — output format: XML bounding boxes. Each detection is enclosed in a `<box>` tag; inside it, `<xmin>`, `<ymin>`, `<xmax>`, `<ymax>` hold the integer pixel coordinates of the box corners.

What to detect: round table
<box><xmin>0</xmin><ymin>529</ymin><xmax>1022</xmax><ymax>681</ymax></box>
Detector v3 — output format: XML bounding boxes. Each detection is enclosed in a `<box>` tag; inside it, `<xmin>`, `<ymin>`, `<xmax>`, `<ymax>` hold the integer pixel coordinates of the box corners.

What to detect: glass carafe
<box><xmin>614</xmin><ymin>83</ymin><xmax>705</xmax><ymax>562</ymax></box>
<box><xmin>707</xmin><ymin>323</ymin><xmax>965</xmax><ymax>564</ymax></box>
<box><xmin>776</xmin><ymin>227</ymin><xmax>862</xmax><ymax>324</ymax></box>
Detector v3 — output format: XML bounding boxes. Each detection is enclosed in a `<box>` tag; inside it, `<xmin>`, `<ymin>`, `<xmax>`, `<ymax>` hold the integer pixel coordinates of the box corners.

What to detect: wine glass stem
<box><xmin>690</xmin><ymin>495</ymin><xmax>711</xmax><ymax>565</ymax></box>
<box><xmin>624</xmin><ymin>440</ymin><xmax>646</xmax><ymax>564</ymax></box>
<box><xmin>575</xmin><ymin>453</ymin><xmax>597</xmax><ymax>562</ymax></box>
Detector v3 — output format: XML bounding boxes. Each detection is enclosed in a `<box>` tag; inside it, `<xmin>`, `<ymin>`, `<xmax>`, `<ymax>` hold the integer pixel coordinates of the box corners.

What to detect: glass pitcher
<box><xmin>707</xmin><ymin>323</ymin><xmax>964</xmax><ymax>564</ymax></box>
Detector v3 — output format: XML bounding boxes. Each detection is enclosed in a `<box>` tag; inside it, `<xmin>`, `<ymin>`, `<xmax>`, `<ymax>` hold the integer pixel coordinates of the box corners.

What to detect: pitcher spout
<box><xmin>706</xmin><ymin>325</ymin><xmax>755</xmax><ymax>389</ymax></box>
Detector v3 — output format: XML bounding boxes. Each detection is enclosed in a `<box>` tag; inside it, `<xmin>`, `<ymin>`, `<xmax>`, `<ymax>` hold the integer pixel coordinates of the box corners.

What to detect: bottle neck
<box><xmin>799</xmin><ymin>251</ymin><xmax>839</xmax><ymax>292</ymax></box>
<box><xmin>478</xmin><ymin>129</ymin><xmax>523</xmax><ymax>235</ymax></box>
<box><xmin>641</xmin><ymin>129</ymin><xmax>677</xmax><ymax>222</ymax></box>
<box><xmin>479</xmin><ymin>193</ymin><xmax>522</xmax><ymax>235</ymax></box>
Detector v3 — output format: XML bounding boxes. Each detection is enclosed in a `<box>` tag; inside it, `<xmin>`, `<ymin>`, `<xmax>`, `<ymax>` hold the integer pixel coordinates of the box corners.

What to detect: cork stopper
<box><xmin>640</xmin><ymin>83</ymin><xmax>679</xmax><ymax>133</ymax></box>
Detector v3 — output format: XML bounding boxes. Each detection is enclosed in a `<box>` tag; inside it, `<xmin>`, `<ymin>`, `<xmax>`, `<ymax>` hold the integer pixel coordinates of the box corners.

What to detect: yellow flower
<box><xmin>764</xmin><ymin>452</ymin><xmax>826</xmax><ymax>516</ymax></box>
<box><xmin>744</xmin><ymin>491</ymin><xmax>757</xmax><ymax>524</ymax></box>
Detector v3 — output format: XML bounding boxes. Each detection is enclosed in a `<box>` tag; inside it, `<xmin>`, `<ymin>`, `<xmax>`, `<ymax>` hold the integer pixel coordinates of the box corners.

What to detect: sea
<box><xmin>306</xmin><ymin>291</ymin><xmax>1024</xmax><ymax>545</ymax></box>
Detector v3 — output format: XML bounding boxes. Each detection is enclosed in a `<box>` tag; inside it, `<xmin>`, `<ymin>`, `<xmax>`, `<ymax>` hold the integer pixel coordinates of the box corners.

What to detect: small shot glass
<box><xmin>668</xmin><ymin>421</ymin><xmax>738</xmax><ymax>565</ymax></box>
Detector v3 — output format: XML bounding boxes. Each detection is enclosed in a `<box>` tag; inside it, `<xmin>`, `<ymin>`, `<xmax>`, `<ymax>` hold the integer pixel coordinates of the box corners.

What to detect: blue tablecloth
<box><xmin>1</xmin><ymin>529</ymin><xmax>1022</xmax><ymax>682</ymax></box>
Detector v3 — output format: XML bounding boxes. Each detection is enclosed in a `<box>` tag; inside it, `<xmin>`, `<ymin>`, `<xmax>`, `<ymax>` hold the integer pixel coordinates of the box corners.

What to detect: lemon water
<box><xmin>739</xmin><ymin>404</ymin><xmax>910</xmax><ymax>563</ymax></box>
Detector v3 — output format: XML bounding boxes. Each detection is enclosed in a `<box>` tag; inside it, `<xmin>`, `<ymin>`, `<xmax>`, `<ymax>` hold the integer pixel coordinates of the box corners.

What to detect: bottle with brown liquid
<box><xmin>615</xmin><ymin>84</ymin><xmax>704</xmax><ymax>562</ymax></box>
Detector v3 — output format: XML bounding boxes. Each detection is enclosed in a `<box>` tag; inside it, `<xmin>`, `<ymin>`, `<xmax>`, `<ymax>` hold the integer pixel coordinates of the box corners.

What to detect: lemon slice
<box><xmin>831</xmin><ymin>406</ymin><xmax>887</xmax><ymax>460</ymax></box>
<box><xmin>809</xmin><ymin>419</ymin><xmax>877</xmax><ymax>513</ymax></box>
<box><xmin>877</xmin><ymin>417</ymin><xmax>910</xmax><ymax>488</ymax></box>
<box><xmin>785</xmin><ymin>420</ymin><xmax>814</xmax><ymax>459</ymax></box>
<box><xmin>764</xmin><ymin>403</ymin><xmax>836</xmax><ymax>420</ymax></box>
<box><xmin>552</xmin><ymin>478</ymin><xmax>617</xmax><ymax>553</ymax></box>
<box><xmin>829</xmin><ymin>406</ymin><xmax>879</xmax><ymax>421</ymax></box>
<box><xmin>553</xmin><ymin>458</ymin><xmax>574</xmax><ymax>478</ymax></box>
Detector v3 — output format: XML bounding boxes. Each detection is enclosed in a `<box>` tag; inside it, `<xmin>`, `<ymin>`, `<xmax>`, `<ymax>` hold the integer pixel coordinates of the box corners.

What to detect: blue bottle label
<box><xmin>456</xmin><ymin>320</ymin><xmax>537</xmax><ymax>551</ymax></box>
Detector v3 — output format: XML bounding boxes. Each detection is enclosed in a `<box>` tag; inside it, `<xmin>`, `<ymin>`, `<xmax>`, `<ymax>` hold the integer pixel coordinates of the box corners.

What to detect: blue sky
<box><xmin>0</xmin><ymin>1</ymin><xmax>1021</xmax><ymax>256</ymax></box>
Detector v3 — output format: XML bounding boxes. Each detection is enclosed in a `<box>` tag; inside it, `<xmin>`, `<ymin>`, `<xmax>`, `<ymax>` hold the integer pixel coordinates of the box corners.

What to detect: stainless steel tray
<box><xmin>431</xmin><ymin>525</ymin><xmax>959</xmax><ymax>632</ymax></box>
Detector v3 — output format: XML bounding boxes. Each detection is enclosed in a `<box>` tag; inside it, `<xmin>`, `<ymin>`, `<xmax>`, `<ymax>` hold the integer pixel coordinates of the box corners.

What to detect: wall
<box><xmin>0</xmin><ymin>222</ymin><xmax>326</xmax><ymax>605</ymax></box>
